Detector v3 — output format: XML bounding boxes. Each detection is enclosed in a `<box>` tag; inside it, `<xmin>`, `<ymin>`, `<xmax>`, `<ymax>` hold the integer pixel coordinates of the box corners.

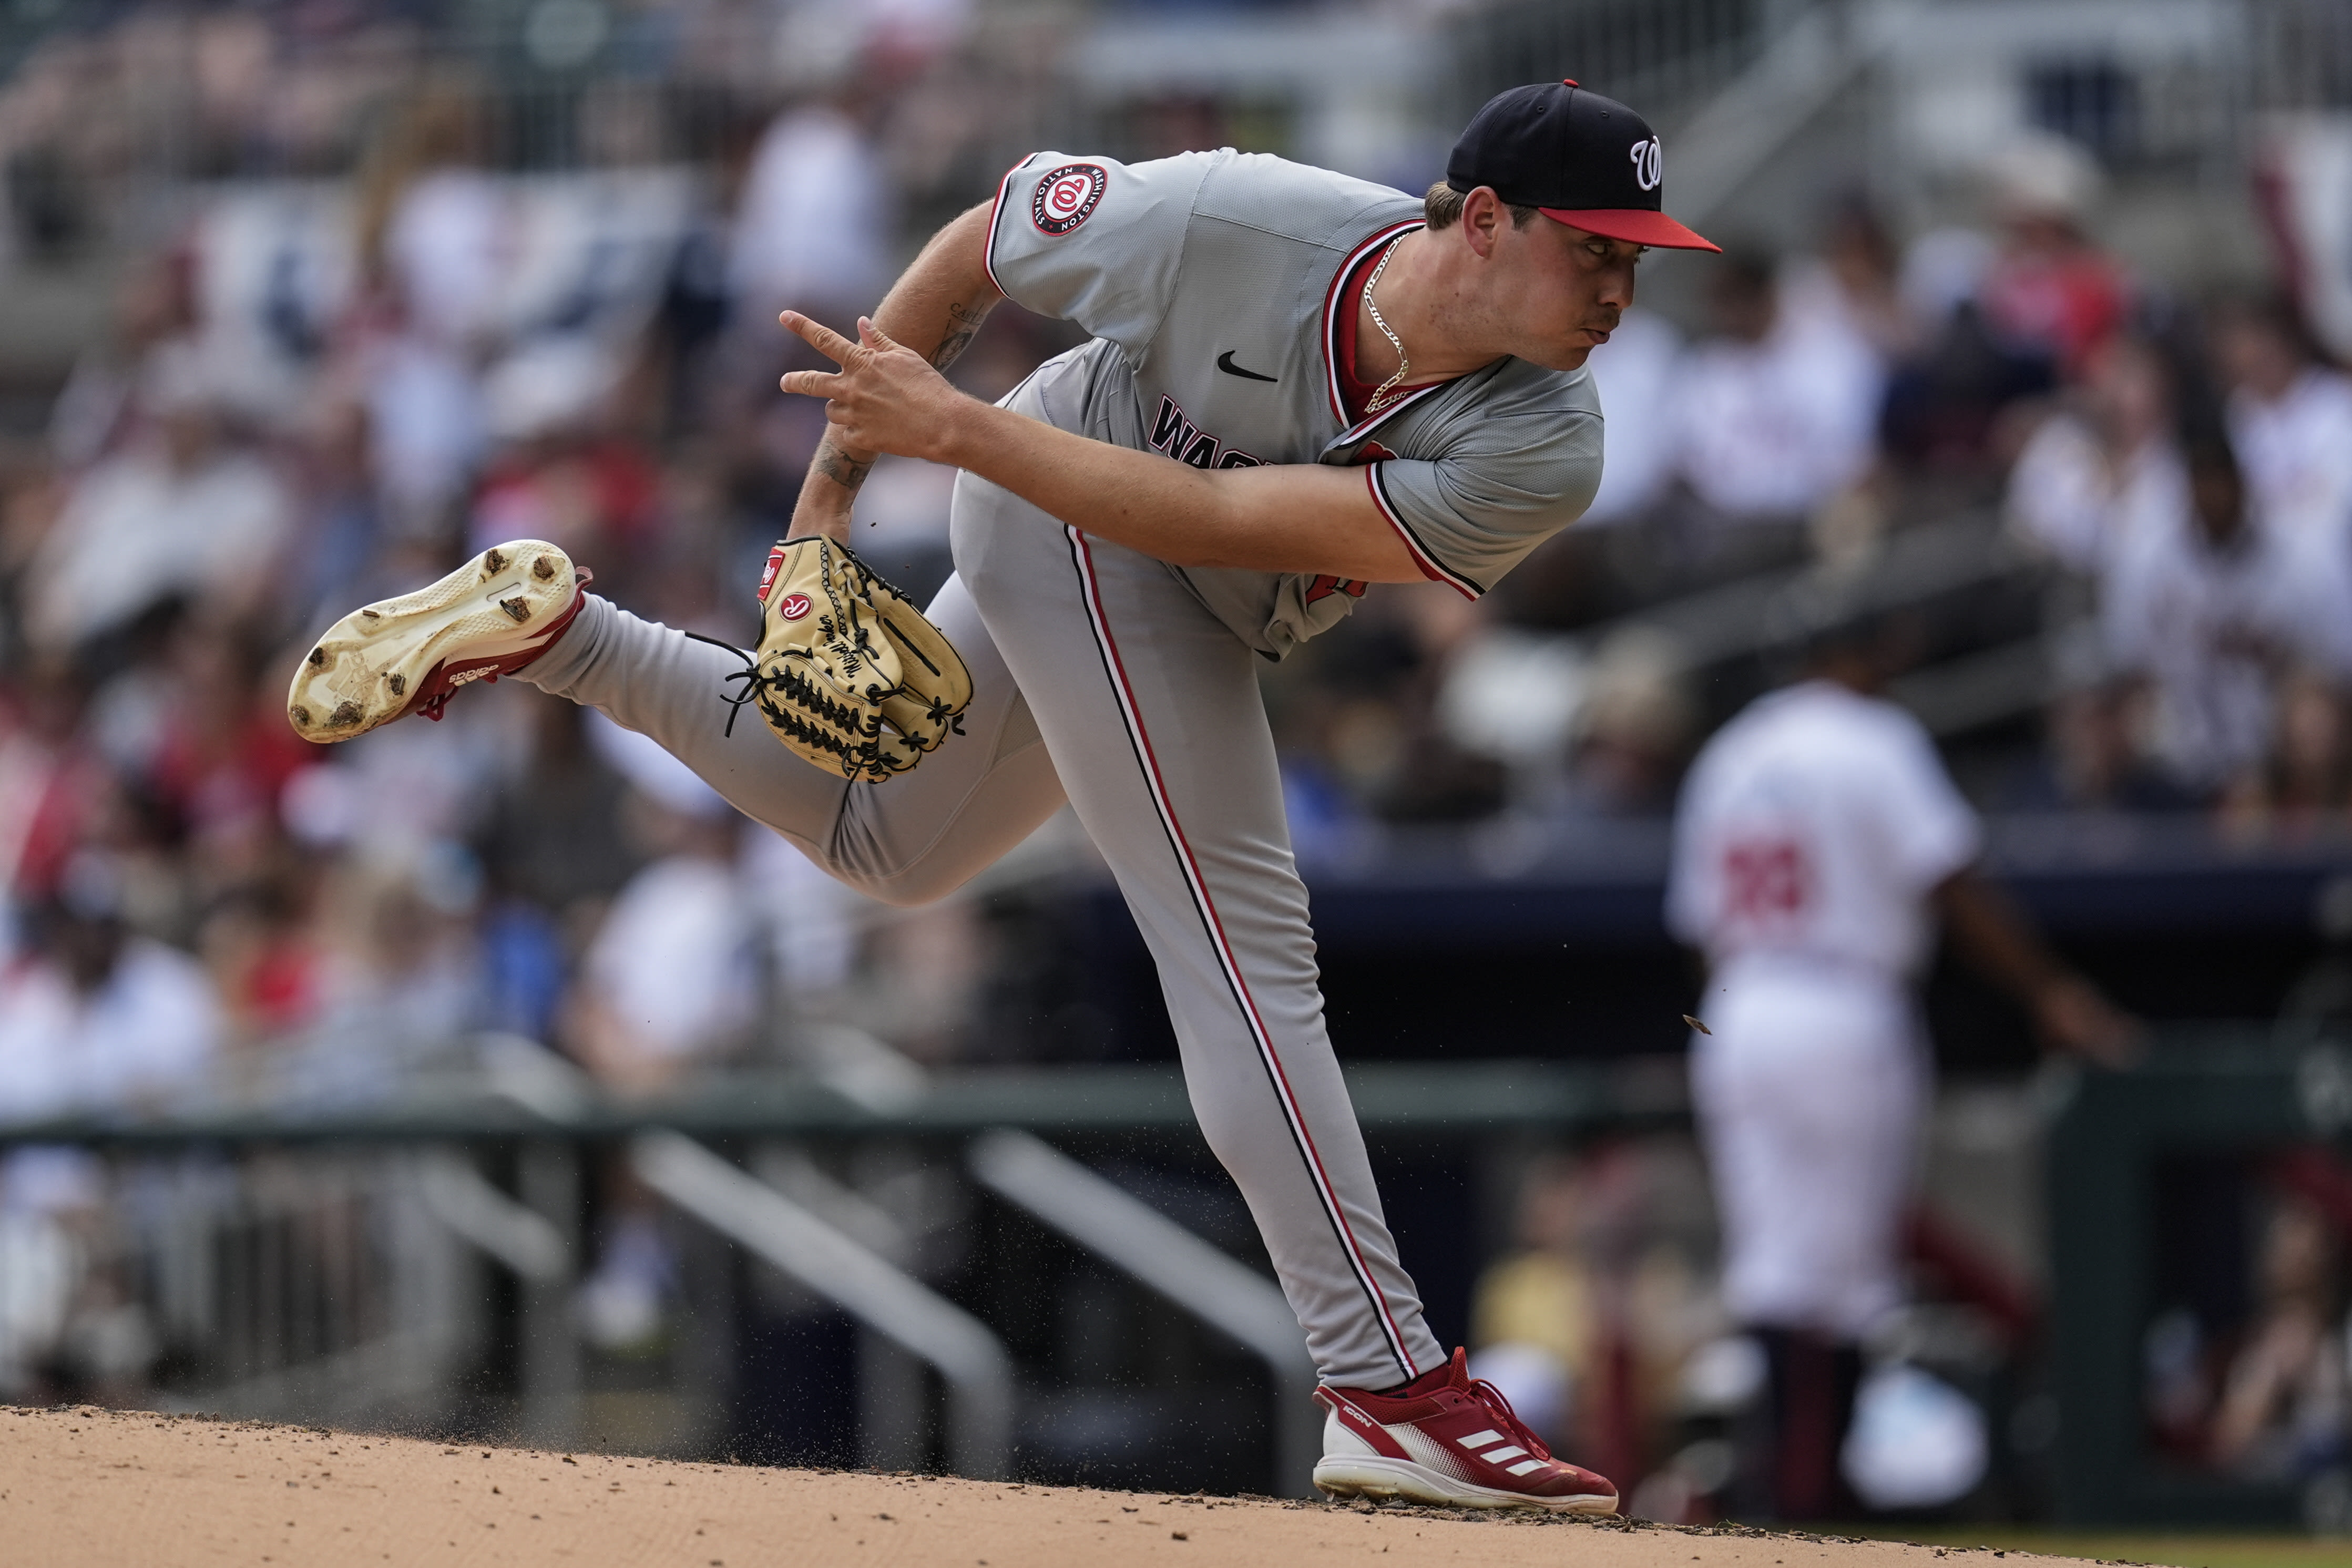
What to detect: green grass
<box><xmin>1850</xmin><ymin>1529</ymin><xmax>2352</xmax><ymax>1568</ymax></box>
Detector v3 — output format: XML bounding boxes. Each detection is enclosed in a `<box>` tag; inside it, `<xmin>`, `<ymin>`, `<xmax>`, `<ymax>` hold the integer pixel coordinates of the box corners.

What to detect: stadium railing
<box><xmin>2046</xmin><ymin>1029</ymin><xmax>2352</xmax><ymax>1530</ymax></box>
<box><xmin>0</xmin><ymin>1045</ymin><xmax>1675</xmax><ymax>1495</ymax></box>
<box><xmin>12</xmin><ymin>1029</ymin><xmax>2351</xmax><ymax>1521</ymax></box>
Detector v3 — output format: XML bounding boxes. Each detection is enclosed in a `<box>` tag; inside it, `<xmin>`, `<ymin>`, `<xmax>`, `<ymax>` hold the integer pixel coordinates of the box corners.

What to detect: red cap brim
<box><xmin>1540</xmin><ymin>207</ymin><xmax>1721</xmax><ymax>252</ymax></box>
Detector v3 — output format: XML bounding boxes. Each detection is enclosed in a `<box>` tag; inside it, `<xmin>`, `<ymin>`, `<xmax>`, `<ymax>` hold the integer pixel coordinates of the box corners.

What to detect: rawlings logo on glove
<box><xmin>733</xmin><ymin>537</ymin><xmax>973</xmax><ymax>783</ymax></box>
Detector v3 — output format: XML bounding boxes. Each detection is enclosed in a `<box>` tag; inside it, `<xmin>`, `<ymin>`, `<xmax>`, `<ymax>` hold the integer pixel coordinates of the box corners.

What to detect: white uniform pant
<box><xmin>516</xmin><ymin>408</ymin><xmax>1441</xmax><ymax>1391</ymax></box>
<box><xmin>1690</xmin><ymin>964</ymin><xmax>1925</xmax><ymax>1341</ymax></box>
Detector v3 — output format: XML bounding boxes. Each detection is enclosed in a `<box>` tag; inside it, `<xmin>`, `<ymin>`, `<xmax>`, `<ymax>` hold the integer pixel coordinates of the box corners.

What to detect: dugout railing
<box><xmin>2043</xmin><ymin>1029</ymin><xmax>2352</xmax><ymax>1530</ymax></box>
<box><xmin>0</xmin><ymin>1047</ymin><xmax>1680</xmax><ymax>1498</ymax></box>
<box><xmin>6</xmin><ymin>1030</ymin><xmax>2341</xmax><ymax>1520</ymax></box>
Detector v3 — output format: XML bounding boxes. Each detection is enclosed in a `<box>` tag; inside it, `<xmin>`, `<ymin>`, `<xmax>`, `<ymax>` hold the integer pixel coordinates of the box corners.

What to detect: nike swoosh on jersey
<box><xmin>1216</xmin><ymin>351</ymin><xmax>1279</xmax><ymax>383</ymax></box>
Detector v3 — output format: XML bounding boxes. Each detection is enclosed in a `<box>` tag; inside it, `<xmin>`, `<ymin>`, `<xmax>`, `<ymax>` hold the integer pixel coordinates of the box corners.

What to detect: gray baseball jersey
<box><xmin>985</xmin><ymin>148</ymin><xmax>1606</xmax><ymax>657</ymax></box>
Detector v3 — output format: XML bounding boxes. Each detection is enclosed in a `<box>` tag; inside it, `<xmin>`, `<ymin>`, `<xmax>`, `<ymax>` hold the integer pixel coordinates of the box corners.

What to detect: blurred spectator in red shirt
<box><xmin>469</xmin><ymin>354</ymin><xmax>661</xmax><ymax>573</ymax></box>
<box><xmin>146</xmin><ymin>626</ymin><xmax>312</xmax><ymax>867</ymax></box>
<box><xmin>1880</xmin><ymin>138</ymin><xmax>2127</xmax><ymax>479</ymax></box>
<box><xmin>1977</xmin><ymin>135</ymin><xmax>2129</xmax><ymax>381</ymax></box>
<box><xmin>199</xmin><ymin>876</ymin><xmax>323</xmax><ymax>1049</ymax></box>
<box><xmin>0</xmin><ymin>660</ymin><xmax>104</xmax><ymax>914</ymax></box>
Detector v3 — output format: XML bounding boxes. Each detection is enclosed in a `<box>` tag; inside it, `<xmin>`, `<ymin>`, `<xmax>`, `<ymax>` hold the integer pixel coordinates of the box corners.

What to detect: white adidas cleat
<box><xmin>1312</xmin><ymin>1347</ymin><xmax>1619</xmax><ymax>1513</ymax></box>
<box><xmin>287</xmin><ymin>540</ymin><xmax>590</xmax><ymax>743</ymax></box>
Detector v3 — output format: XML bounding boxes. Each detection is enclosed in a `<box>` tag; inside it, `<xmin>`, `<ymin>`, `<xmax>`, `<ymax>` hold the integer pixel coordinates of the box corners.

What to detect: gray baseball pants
<box><xmin>518</xmin><ymin>469</ymin><xmax>1444</xmax><ymax>1391</ymax></box>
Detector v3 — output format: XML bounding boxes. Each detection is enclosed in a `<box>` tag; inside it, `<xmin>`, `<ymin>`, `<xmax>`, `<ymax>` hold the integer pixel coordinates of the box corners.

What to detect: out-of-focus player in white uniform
<box><xmin>1667</xmin><ymin>618</ymin><xmax>2135</xmax><ymax>1518</ymax></box>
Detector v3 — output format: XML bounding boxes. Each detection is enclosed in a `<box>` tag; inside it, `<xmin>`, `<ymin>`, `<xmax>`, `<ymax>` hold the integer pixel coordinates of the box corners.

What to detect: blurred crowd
<box><xmin>0</xmin><ymin>2</ymin><xmax>1087</xmax><ymax>1394</ymax></box>
<box><xmin>0</xmin><ymin>8</ymin><xmax>2344</xmax><ymax>1129</ymax></box>
<box><xmin>0</xmin><ymin>3</ymin><xmax>1092</xmax><ymax>1142</ymax></box>
<box><xmin>0</xmin><ymin>0</ymin><xmax>2347</xmax><ymax>1497</ymax></box>
<box><xmin>2002</xmin><ymin>291</ymin><xmax>2352</xmax><ymax>830</ymax></box>
<box><xmin>0</xmin><ymin>0</ymin><xmax>1026</xmax><ymax>244</ymax></box>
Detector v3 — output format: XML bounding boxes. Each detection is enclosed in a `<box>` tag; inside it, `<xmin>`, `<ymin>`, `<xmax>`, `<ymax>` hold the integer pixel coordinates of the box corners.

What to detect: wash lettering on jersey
<box><xmin>1150</xmin><ymin>394</ymin><xmax>1266</xmax><ymax>470</ymax></box>
<box><xmin>1147</xmin><ymin>393</ymin><xmax>1396</xmax><ymax>607</ymax></box>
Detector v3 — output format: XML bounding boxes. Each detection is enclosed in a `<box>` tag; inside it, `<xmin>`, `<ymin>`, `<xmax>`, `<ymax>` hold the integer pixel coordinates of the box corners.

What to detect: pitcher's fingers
<box><xmin>779</xmin><ymin>310</ymin><xmax>858</xmax><ymax>363</ymax></box>
<box><xmin>856</xmin><ymin>316</ymin><xmax>903</xmax><ymax>353</ymax></box>
<box><xmin>779</xmin><ymin>368</ymin><xmax>846</xmax><ymax>397</ymax></box>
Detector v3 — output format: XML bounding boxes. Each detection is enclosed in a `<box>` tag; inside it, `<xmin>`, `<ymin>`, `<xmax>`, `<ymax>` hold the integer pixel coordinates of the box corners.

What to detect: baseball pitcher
<box><xmin>291</xmin><ymin>81</ymin><xmax>1719</xmax><ymax>1510</ymax></box>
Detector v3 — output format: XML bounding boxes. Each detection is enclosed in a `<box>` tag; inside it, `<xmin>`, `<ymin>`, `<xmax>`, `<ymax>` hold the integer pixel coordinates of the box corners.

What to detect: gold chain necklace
<box><xmin>1362</xmin><ymin>238</ymin><xmax>1411</xmax><ymax>414</ymax></box>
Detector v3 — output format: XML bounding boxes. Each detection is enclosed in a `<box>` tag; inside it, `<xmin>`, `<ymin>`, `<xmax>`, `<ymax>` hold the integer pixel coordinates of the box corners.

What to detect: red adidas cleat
<box><xmin>1312</xmin><ymin>1347</ymin><xmax>1619</xmax><ymax>1512</ymax></box>
<box><xmin>288</xmin><ymin>540</ymin><xmax>591</xmax><ymax>743</ymax></box>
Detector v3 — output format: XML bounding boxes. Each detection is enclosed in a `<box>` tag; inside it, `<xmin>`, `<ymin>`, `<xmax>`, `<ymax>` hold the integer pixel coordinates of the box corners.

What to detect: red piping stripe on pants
<box><xmin>1063</xmin><ymin>525</ymin><xmax>1419</xmax><ymax>1382</ymax></box>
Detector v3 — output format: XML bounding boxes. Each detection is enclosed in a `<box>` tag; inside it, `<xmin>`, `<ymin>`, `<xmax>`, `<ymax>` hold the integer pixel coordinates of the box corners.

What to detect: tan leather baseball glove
<box><xmin>742</xmin><ymin>536</ymin><xmax>973</xmax><ymax>783</ymax></box>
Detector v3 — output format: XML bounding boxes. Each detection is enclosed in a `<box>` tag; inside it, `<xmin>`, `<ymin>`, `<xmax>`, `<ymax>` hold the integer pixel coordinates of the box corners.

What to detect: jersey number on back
<box><xmin>1722</xmin><ymin>838</ymin><xmax>1809</xmax><ymax>926</ymax></box>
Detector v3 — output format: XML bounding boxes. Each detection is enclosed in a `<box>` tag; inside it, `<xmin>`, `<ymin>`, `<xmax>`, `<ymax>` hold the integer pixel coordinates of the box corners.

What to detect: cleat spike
<box><xmin>284</xmin><ymin>540</ymin><xmax>584</xmax><ymax>744</ymax></box>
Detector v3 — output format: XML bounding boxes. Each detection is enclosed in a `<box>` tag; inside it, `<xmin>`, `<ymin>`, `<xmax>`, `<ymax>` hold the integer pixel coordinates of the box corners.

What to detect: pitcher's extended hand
<box><xmin>779</xmin><ymin>312</ymin><xmax>967</xmax><ymax>465</ymax></box>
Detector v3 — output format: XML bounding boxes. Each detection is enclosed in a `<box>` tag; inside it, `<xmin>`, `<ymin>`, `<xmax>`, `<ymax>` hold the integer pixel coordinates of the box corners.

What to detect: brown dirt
<box><xmin>0</xmin><ymin>1402</ymin><xmax>2095</xmax><ymax>1567</ymax></box>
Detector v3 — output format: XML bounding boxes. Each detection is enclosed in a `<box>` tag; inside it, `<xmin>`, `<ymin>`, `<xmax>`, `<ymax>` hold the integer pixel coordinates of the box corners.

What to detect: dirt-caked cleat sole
<box><xmin>1311</xmin><ymin>1454</ymin><xmax>1618</xmax><ymax>1513</ymax></box>
<box><xmin>288</xmin><ymin>540</ymin><xmax>585</xmax><ymax>743</ymax></box>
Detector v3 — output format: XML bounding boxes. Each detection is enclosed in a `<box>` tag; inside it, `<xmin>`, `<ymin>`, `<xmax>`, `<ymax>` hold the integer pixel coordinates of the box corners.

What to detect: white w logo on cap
<box><xmin>1629</xmin><ymin>137</ymin><xmax>1663</xmax><ymax>192</ymax></box>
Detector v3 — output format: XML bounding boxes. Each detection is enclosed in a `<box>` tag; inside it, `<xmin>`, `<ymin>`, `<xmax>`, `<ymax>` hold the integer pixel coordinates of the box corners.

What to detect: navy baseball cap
<box><xmin>1447</xmin><ymin>80</ymin><xmax>1721</xmax><ymax>252</ymax></box>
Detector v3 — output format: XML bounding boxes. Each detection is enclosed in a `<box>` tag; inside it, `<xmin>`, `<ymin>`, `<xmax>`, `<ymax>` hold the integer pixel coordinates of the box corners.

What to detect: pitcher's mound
<box><xmin>2</xmin><ymin>1403</ymin><xmax>2076</xmax><ymax>1567</ymax></box>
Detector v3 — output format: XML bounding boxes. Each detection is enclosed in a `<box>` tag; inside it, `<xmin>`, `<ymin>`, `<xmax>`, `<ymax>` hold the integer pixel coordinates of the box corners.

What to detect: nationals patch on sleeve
<box><xmin>1031</xmin><ymin>163</ymin><xmax>1108</xmax><ymax>234</ymax></box>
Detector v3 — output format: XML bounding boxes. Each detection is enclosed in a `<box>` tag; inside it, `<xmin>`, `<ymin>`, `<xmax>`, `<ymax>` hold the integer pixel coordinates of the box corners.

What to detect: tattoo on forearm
<box><xmin>930</xmin><ymin>301</ymin><xmax>992</xmax><ymax>371</ymax></box>
<box><xmin>815</xmin><ymin>440</ymin><xmax>874</xmax><ymax>492</ymax></box>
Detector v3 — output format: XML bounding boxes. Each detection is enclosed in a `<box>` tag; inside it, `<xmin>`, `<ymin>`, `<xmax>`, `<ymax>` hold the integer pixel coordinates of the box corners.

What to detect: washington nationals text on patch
<box><xmin>1030</xmin><ymin>163</ymin><xmax>1107</xmax><ymax>234</ymax></box>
